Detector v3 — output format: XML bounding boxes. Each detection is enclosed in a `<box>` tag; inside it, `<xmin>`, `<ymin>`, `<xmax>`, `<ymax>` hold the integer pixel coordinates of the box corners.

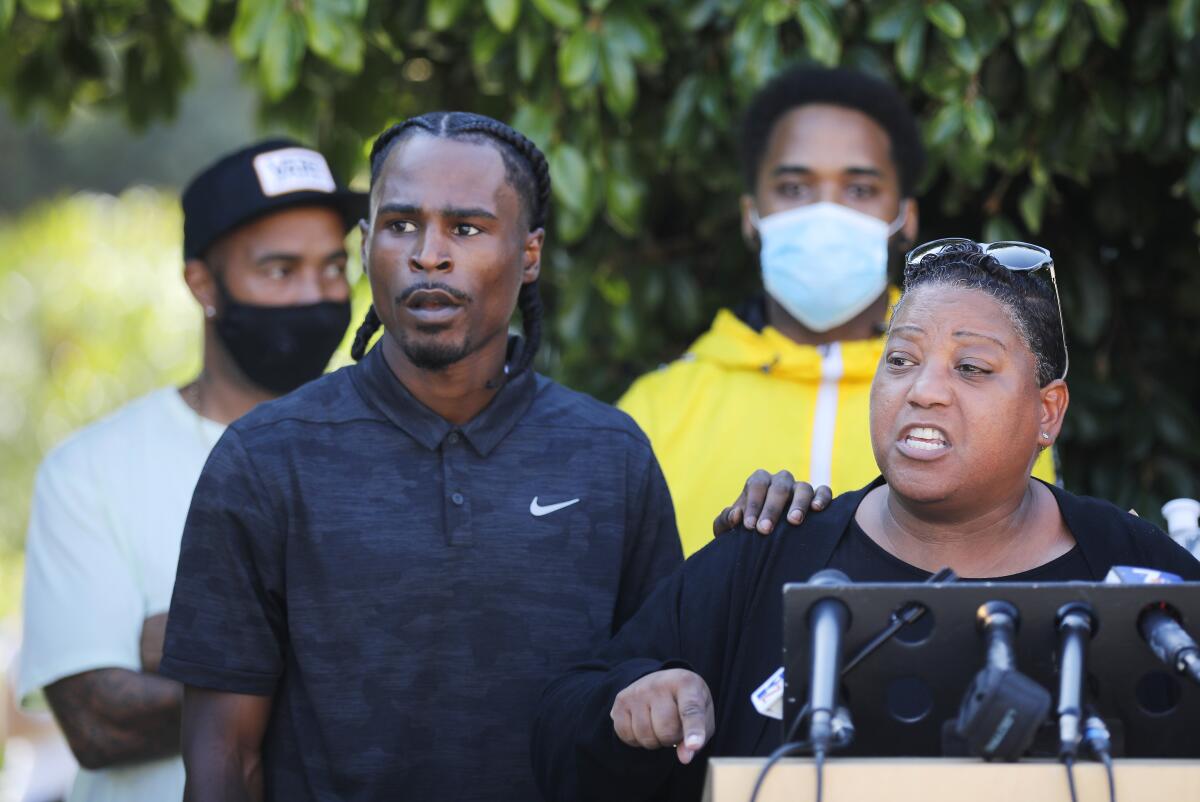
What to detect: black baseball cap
<box><xmin>182</xmin><ymin>138</ymin><xmax>368</xmax><ymax>259</ymax></box>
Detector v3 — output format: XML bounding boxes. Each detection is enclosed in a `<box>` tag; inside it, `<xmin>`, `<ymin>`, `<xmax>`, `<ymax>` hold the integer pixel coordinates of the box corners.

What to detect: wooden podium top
<box><xmin>703</xmin><ymin>757</ymin><xmax>1200</xmax><ymax>802</ymax></box>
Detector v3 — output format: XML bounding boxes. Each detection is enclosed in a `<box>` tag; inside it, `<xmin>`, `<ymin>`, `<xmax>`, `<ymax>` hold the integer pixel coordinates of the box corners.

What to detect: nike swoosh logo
<box><xmin>530</xmin><ymin>496</ymin><xmax>580</xmax><ymax>517</ymax></box>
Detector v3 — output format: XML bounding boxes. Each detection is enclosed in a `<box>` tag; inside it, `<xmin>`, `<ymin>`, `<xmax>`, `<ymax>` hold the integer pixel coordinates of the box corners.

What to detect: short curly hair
<box><xmin>739</xmin><ymin>65</ymin><xmax>926</xmax><ymax>197</ymax></box>
<box><xmin>896</xmin><ymin>242</ymin><xmax>1067</xmax><ymax>387</ymax></box>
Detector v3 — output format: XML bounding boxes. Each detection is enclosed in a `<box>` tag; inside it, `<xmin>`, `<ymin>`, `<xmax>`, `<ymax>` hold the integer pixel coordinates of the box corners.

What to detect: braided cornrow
<box><xmin>353</xmin><ymin>111</ymin><xmax>552</xmax><ymax>376</ymax></box>
<box><xmin>349</xmin><ymin>305</ymin><xmax>381</xmax><ymax>361</ymax></box>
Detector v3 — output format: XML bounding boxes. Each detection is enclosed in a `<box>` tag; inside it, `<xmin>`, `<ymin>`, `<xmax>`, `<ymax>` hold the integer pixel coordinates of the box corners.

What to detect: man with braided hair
<box><xmin>159</xmin><ymin>111</ymin><xmax>682</xmax><ymax>801</ymax></box>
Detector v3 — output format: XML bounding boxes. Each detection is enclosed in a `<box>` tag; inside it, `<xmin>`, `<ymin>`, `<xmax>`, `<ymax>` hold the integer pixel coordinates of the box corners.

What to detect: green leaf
<box><xmin>1010</xmin><ymin>0</ymin><xmax>1040</xmax><ymax>28</ymax></box>
<box><xmin>231</xmin><ymin>0</ymin><xmax>283</xmax><ymax>60</ymax></box>
<box><xmin>510</xmin><ymin>102</ymin><xmax>555</xmax><ymax>151</ymax></box>
<box><xmin>662</xmin><ymin>75</ymin><xmax>701</xmax><ymax>150</ymax></box>
<box><xmin>555</xmin><ymin>203</ymin><xmax>592</xmax><ymax>243</ymax></box>
<box><xmin>530</xmin><ymin>0</ymin><xmax>581</xmax><ymax>28</ymax></box>
<box><xmin>764</xmin><ymin>0</ymin><xmax>791</xmax><ymax>26</ymax></box>
<box><xmin>960</xmin><ymin>3</ymin><xmax>1010</xmax><ymax>54</ymax></box>
<box><xmin>1032</xmin><ymin>0</ymin><xmax>1070</xmax><ymax>39</ymax></box>
<box><xmin>1126</xmin><ymin>88</ymin><xmax>1164</xmax><ymax>146</ymax></box>
<box><xmin>1015</xmin><ymin>29</ymin><xmax>1056</xmax><ymax>66</ymax></box>
<box><xmin>0</xmin><ymin>0</ymin><xmax>15</xmax><ymax>32</ymax></box>
<box><xmin>1170</xmin><ymin>0</ymin><xmax>1198</xmax><ymax>39</ymax></box>
<box><xmin>797</xmin><ymin>0</ymin><xmax>841</xmax><ymax>66</ymax></box>
<box><xmin>1026</xmin><ymin>64</ymin><xmax>1060</xmax><ymax>113</ymax></box>
<box><xmin>683</xmin><ymin>0</ymin><xmax>720</xmax><ymax>31</ymax></box>
<box><xmin>308</xmin><ymin>10</ymin><xmax>364</xmax><ymax>75</ymax></box>
<box><xmin>600</xmin><ymin>42</ymin><xmax>637</xmax><ymax>117</ymax></box>
<box><xmin>1018</xmin><ymin>183</ymin><xmax>1046</xmax><ymax>233</ymax></box>
<box><xmin>329</xmin><ymin>28</ymin><xmax>364</xmax><ymax>73</ymax></box>
<box><xmin>667</xmin><ymin>266</ymin><xmax>702</xmax><ymax>329</ymax></box>
<box><xmin>982</xmin><ymin>216</ymin><xmax>1022</xmax><ymax>244</ymax></box>
<box><xmin>1087</xmin><ymin>0</ymin><xmax>1128</xmax><ymax>47</ymax></box>
<box><xmin>1185</xmin><ymin>158</ymin><xmax>1200</xmax><ymax>209</ymax></box>
<box><xmin>1187</xmin><ymin>116</ymin><xmax>1200</xmax><ymax>150</ymax></box>
<box><xmin>1090</xmin><ymin>81</ymin><xmax>1123</xmax><ymax>133</ymax></box>
<box><xmin>1068</xmin><ymin>256</ymin><xmax>1111</xmax><ymax>346</ymax></box>
<box><xmin>258</xmin><ymin>10</ymin><xmax>306</xmax><ymax>99</ymax></box>
<box><xmin>926</xmin><ymin>102</ymin><xmax>964</xmax><ymax>146</ymax></box>
<box><xmin>305</xmin><ymin>6</ymin><xmax>341</xmax><ymax>59</ymax></box>
<box><xmin>485</xmin><ymin>0</ymin><xmax>521</xmax><ymax>32</ymax></box>
<box><xmin>168</xmin><ymin>0</ymin><xmax>209</xmax><ymax>25</ymax></box>
<box><xmin>895</xmin><ymin>17</ymin><xmax>926</xmax><ymax>81</ymax></box>
<box><xmin>605</xmin><ymin>170</ymin><xmax>643</xmax><ymax>236</ymax></box>
<box><xmin>471</xmin><ymin>24</ymin><xmax>506</xmax><ymax>69</ymax></box>
<box><xmin>866</xmin><ymin>0</ymin><xmax>920</xmax><ymax>43</ymax></box>
<box><xmin>516</xmin><ymin>25</ymin><xmax>547</xmax><ymax>82</ymax></box>
<box><xmin>18</xmin><ymin>0</ymin><xmax>59</xmax><ymax>21</ymax></box>
<box><xmin>557</xmin><ymin>27</ymin><xmax>599</xmax><ymax>88</ymax></box>
<box><xmin>920</xmin><ymin>61</ymin><xmax>968</xmax><ymax>102</ymax></box>
<box><xmin>965</xmin><ymin>97</ymin><xmax>995</xmax><ymax>147</ymax></box>
<box><xmin>730</xmin><ymin>10</ymin><xmax>780</xmax><ymax>87</ymax></box>
<box><xmin>925</xmin><ymin>1</ymin><xmax>966</xmax><ymax>38</ymax></box>
<box><xmin>549</xmin><ymin>143</ymin><xmax>592</xmax><ymax>212</ymax></box>
<box><xmin>945</xmin><ymin>32</ymin><xmax>984</xmax><ymax>73</ymax></box>
<box><xmin>1132</xmin><ymin>11</ymin><xmax>1169</xmax><ymax>82</ymax></box>
<box><xmin>602</xmin><ymin>9</ymin><xmax>665</xmax><ymax>63</ymax></box>
<box><xmin>1057</xmin><ymin>11</ymin><xmax>1093</xmax><ymax>70</ymax></box>
<box><xmin>427</xmin><ymin>0</ymin><xmax>471</xmax><ymax>31</ymax></box>
<box><xmin>696</xmin><ymin>75</ymin><xmax>725</xmax><ymax>122</ymax></box>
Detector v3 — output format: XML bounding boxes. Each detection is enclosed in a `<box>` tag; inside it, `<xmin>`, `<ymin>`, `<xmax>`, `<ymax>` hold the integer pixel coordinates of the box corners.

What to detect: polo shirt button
<box><xmin>451</xmin><ymin>492</ymin><xmax>464</xmax><ymax>506</ymax></box>
<box><xmin>447</xmin><ymin>432</ymin><xmax>460</xmax><ymax>445</ymax></box>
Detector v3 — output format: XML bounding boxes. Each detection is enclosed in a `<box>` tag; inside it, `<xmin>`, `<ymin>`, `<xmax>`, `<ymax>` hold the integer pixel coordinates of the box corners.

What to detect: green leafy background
<box><xmin>3</xmin><ymin>0</ymin><xmax>1200</xmax><ymax>613</ymax></box>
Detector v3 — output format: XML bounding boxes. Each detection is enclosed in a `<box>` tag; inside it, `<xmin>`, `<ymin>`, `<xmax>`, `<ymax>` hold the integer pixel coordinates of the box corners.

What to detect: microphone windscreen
<box><xmin>1105</xmin><ymin>566</ymin><xmax>1183</xmax><ymax>585</ymax></box>
<box><xmin>809</xmin><ymin>568</ymin><xmax>851</xmax><ymax>586</ymax></box>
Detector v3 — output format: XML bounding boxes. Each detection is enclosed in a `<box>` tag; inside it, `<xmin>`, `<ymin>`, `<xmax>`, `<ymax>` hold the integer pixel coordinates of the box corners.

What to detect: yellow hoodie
<box><xmin>619</xmin><ymin>305</ymin><xmax>1058</xmax><ymax>556</ymax></box>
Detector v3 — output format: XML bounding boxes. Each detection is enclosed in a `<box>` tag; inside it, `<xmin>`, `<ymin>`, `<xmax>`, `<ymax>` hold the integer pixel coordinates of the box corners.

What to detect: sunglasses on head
<box><xmin>904</xmin><ymin>237</ymin><xmax>1068</xmax><ymax>380</ymax></box>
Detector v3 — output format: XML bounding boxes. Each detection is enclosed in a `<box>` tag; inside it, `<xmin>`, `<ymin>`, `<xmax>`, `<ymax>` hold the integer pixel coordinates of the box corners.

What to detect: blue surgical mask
<box><xmin>753</xmin><ymin>202</ymin><xmax>907</xmax><ymax>333</ymax></box>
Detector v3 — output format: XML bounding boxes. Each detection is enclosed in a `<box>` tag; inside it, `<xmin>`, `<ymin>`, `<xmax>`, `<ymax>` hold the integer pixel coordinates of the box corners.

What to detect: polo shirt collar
<box><xmin>352</xmin><ymin>340</ymin><xmax>538</xmax><ymax>457</ymax></box>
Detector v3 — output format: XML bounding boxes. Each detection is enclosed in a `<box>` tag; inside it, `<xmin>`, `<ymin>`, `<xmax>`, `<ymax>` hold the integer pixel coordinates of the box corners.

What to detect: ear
<box><xmin>897</xmin><ymin>197</ymin><xmax>920</xmax><ymax>249</ymax></box>
<box><xmin>1036</xmin><ymin>378</ymin><xmax>1069</xmax><ymax>449</ymax></box>
<box><xmin>521</xmin><ymin>227</ymin><xmax>544</xmax><ymax>284</ymax></box>
<box><xmin>183</xmin><ymin>259</ymin><xmax>218</xmax><ymax>316</ymax></box>
<box><xmin>739</xmin><ymin>194</ymin><xmax>759</xmax><ymax>250</ymax></box>
<box><xmin>358</xmin><ymin>218</ymin><xmax>371</xmax><ymax>271</ymax></box>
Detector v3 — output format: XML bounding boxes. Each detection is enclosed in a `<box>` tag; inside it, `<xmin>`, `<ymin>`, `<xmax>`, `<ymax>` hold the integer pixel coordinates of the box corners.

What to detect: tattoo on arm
<box><xmin>45</xmin><ymin>668</ymin><xmax>183</xmax><ymax>770</ymax></box>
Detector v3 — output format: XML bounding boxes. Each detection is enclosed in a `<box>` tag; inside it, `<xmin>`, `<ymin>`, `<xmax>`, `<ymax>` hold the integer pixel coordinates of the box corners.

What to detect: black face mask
<box><xmin>212</xmin><ymin>279</ymin><xmax>352</xmax><ymax>395</ymax></box>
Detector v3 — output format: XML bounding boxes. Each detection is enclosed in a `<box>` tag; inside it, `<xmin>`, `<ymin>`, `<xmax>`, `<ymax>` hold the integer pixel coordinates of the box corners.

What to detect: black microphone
<box><xmin>1106</xmin><ymin>565</ymin><xmax>1200</xmax><ymax>688</ymax></box>
<box><xmin>955</xmin><ymin>601</ymin><xmax>1051</xmax><ymax>760</ymax></box>
<box><xmin>805</xmin><ymin>569</ymin><xmax>851</xmax><ymax>756</ymax></box>
<box><xmin>1055</xmin><ymin>603</ymin><xmax>1095</xmax><ymax>757</ymax></box>
<box><xmin>1139</xmin><ymin>607</ymin><xmax>1200</xmax><ymax>686</ymax></box>
<box><xmin>980</xmin><ymin>600</ymin><xmax>1018</xmax><ymax>671</ymax></box>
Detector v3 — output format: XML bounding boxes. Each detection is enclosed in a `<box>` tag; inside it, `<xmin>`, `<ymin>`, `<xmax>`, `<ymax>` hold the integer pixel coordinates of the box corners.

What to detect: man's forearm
<box><xmin>183</xmin><ymin>754</ymin><xmax>262</xmax><ymax>802</ymax></box>
<box><xmin>45</xmin><ymin>667</ymin><xmax>182</xmax><ymax>770</ymax></box>
<box><xmin>180</xmin><ymin>687</ymin><xmax>270</xmax><ymax>802</ymax></box>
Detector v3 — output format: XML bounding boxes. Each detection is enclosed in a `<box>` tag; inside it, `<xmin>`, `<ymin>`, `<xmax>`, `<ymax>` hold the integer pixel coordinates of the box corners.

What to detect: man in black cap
<box><xmin>18</xmin><ymin>139</ymin><xmax>365</xmax><ymax>802</ymax></box>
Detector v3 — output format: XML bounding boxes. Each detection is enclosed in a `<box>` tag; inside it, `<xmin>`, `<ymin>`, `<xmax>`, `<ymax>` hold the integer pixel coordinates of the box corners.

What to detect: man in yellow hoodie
<box><xmin>620</xmin><ymin>66</ymin><xmax>1056</xmax><ymax>556</ymax></box>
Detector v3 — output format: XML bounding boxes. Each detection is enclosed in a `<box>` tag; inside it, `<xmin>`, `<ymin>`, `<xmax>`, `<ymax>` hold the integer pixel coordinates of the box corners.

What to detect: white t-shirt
<box><xmin>18</xmin><ymin>387</ymin><xmax>225</xmax><ymax>802</ymax></box>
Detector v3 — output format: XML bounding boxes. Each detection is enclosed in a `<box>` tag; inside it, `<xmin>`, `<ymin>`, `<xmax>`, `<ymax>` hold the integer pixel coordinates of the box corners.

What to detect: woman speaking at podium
<box><xmin>531</xmin><ymin>240</ymin><xmax>1200</xmax><ymax>801</ymax></box>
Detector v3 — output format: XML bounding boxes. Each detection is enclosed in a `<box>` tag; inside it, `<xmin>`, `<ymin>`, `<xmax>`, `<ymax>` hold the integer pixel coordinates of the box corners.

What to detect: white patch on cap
<box><xmin>252</xmin><ymin>147</ymin><xmax>337</xmax><ymax>197</ymax></box>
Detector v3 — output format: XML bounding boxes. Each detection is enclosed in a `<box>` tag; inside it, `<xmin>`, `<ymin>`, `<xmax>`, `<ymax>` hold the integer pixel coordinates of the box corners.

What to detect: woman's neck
<box><xmin>855</xmin><ymin>481</ymin><xmax>1076</xmax><ymax>578</ymax></box>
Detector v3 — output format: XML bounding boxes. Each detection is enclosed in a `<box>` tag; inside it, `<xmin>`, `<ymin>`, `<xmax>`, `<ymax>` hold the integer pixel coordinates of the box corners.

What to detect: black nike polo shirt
<box><xmin>161</xmin><ymin>343</ymin><xmax>683</xmax><ymax>802</ymax></box>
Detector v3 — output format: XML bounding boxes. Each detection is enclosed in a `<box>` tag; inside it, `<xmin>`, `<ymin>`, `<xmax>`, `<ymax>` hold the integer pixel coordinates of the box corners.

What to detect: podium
<box><xmin>703</xmin><ymin>757</ymin><xmax>1200</xmax><ymax>802</ymax></box>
